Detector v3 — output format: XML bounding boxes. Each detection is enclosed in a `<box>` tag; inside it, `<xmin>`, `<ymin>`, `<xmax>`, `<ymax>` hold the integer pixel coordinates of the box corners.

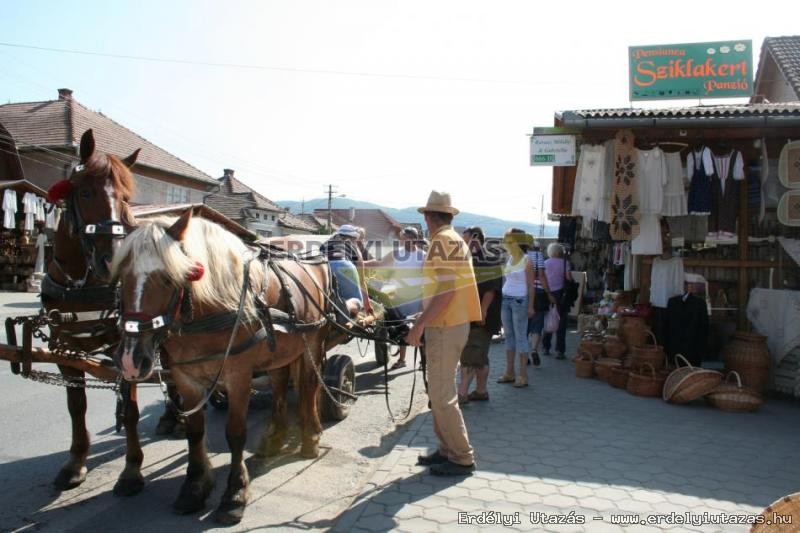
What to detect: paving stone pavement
<box><xmin>333</xmin><ymin>330</ymin><xmax>800</xmax><ymax>532</ymax></box>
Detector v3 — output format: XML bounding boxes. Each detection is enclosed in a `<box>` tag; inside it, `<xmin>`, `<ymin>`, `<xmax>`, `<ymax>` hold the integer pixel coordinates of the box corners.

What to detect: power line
<box><xmin>0</xmin><ymin>40</ymin><xmax>549</xmax><ymax>86</ymax></box>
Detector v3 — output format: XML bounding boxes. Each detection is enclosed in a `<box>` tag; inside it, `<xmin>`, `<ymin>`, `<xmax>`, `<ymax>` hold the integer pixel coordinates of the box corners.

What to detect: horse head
<box><xmin>112</xmin><ymin>209</ymin><xmax>251</xmax><ymax>381</ymax></box>
<box><xmin>49</xmin><ymin>129</ymin><xmax>138</xmax><ymax>283</ymax></box>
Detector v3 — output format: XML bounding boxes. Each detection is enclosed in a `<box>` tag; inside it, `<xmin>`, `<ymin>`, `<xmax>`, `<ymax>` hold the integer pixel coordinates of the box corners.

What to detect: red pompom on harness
<box><xmin>186</xmin><ymin>261</ymin><xmax>205</xmax><ymax>282</ymax></box>
<box><xmin>47</xmin><ymin>180</ymin><xmax>72</xmax><ymax>203</ymax></box>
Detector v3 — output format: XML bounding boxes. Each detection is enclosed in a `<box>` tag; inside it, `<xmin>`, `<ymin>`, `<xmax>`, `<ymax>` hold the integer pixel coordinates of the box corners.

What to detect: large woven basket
<box><xmin>663</xmin><ymin>354</ymin><xmax>723</xmax><ymax>404</ymax></box>
<box><xmin>573</xmin><ymin>352</ymin><xmax>595</xmax><ymax>379</ymax></box>
<box><xmin>751</xmin><ymin>491</ymin><xmax>800</xmax><ymax>533</ymax></box>
<box><xmin>705</xmin><ymin>371</ymin><xmax>763</xmax><ymax>413</ymax></box>
<box><xmin>603</xmin><ymin>335</ymin><xmax>627</xmax><ymax>359</ymax></box>
<box><xmin>595</xmin><ymin>357</ymin><xmax>622</xmax><ymax>382</ymax></box>
<box><xmin>619</xmin><ymin>316</ymin><xmax>648</xmax><ymax>352</ymax></box>
<box><xmin>722</xmin><ymin>331</ymin><xmax>770</xmax><ymax>395</ymax></box>
<box><xmin>631</xmin><ymin>330</ymin><xmax>665</xmax><ymax>370</ymax></box>
<box><xmin>627</xmin><ymin>363</ymin><xmax>663</xmax><ymax>397</ymax></box>
<box><xmin>607</xmin><ymin>365</ymin><xmax>630</xmax><ymax>389</ymax></box>
<box><xmin>578</xmin><ymin>335</ymin><xmax>605</xmax><ymax>358</ymax></box>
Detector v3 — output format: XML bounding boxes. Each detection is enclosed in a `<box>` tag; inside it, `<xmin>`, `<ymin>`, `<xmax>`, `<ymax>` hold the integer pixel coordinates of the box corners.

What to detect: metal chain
<box><xmin>8</xmin><ymin>313</ymin><xmax>119</xmax><ymax>390</ymax></box>
<box><xmin>9</xmin><ymin>312</ymin><xmax>112</xmax><ymax>361</ymax></box>
<box><xmin>19</xmin><ymin>369</ymin><xmax>119</xmax><ymax>390</ymax></box>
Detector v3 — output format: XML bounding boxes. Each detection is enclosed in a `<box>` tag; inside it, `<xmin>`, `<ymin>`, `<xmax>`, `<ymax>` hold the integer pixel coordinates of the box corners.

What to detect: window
<box><xmin>166</xmin><ymin>185</ymin><xmax>189</xmax><ymax>204</ymax></box>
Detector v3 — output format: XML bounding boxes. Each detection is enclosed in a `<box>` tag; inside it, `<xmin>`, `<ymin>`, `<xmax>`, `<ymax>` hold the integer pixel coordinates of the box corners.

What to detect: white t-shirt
<box><xmin>502</xmin><ymin>256</ymin><xmax>529</xmax><ymax>298</ymax></box>
<box><xmin>650</xmin><ymin>256</ymin><xmax>685</xmax><ymax>308</ymax></box>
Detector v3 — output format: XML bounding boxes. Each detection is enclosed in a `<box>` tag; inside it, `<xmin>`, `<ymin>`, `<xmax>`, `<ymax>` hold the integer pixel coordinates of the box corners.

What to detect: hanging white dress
<box><xmin>3</xmin><ymin>189</ymin><xmax>17</xmax><ymax>229</ymax></box>
<box><xmin>22</xmin><ymin>192</ymin><xmax>37</xmax><ymax>231</ymax></box>
<box><xmin>631</xmin><ymin>214</ymin><xmax>663</xmax><ymax>255</ymax></box>
<box><xmin>662</xmin><ymin>151</ymin><xmax>687</xmax><ymax>216</ymax></box>
<box><xmin>636</xmin><ymin>147</ymin><xmax>667</xmax><ymax>215</ymax></box>
<box><xmin>34</xmin><ymin>232</ymin><xmax>47</xmax><ymax>274</ymax></box>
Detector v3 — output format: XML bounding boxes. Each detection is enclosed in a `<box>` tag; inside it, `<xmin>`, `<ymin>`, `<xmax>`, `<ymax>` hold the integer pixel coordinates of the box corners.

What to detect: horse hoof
<box><xmin>300</xmin><ymin>445</ymin><xmax>320</xmax><ymax>459</ymax></box>
<box><xmin>53</xmin><ymin>465</ymin><xmax>87</xmax><ymax>490</ymax></box>
<box><xmin>113</xmin><ymin>474</ymin><xmax>145</xmax><ymax>497</ymax></box>
<box><xmin>173</xmin><ymin>476</ymin><xmax>214</xmax><ymax>515</ymax></box>
<box><xmin>213</xmin><ymin>499</ymin><xmax>247</xmax><ymax>525</ymax></box>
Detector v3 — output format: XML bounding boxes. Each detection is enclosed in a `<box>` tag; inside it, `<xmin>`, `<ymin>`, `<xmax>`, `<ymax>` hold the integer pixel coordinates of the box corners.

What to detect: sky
<box><xmin>1</xmin><ymin>1</ymin><xmax>797</xmax><ymax>223</ymax></box>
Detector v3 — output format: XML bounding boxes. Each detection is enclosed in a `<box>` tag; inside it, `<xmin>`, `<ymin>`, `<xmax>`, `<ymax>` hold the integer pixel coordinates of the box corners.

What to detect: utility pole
<box><xmin>326</xmin><ymin>184</ymin><xmax>337</xmax><ymax>234</ymax></box>
<box><xmin>539</xmin><ymin>194</ymin><xmax>545</xmax><ymax>238</ymax></box>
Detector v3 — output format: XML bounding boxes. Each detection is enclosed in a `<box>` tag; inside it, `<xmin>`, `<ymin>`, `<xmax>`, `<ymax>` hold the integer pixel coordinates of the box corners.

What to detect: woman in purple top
<box><xmin>542</xmin><ymin>243</ymin><xmax>573</xmax><ymax>359</ymax></box>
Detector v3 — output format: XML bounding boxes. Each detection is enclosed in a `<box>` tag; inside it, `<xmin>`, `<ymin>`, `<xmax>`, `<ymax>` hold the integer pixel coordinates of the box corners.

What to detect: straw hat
<box><xmin>418</xmin><ymin>190</ymin><xmax>459</xmax><ymax>215</ymax></box>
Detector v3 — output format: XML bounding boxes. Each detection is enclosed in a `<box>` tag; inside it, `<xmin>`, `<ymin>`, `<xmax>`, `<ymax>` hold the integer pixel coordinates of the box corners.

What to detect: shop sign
<box><xmin>629</xmin><ymin>40</ymin><xmax>752</xmax><ymax>100</ymax></box>
<box><xmin>530</xmin><ymin>128</ymin><xmax>577</xmax><ymax>166</ymax></box>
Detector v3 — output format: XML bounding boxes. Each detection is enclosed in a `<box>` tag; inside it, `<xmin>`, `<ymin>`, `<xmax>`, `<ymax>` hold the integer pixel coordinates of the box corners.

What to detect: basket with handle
<box><xmin>631</xmin><ymin>330</ymin><xmax>665</xmax><ymax>370</ymax></box>
<box><xmin>751</xmin><ymin>491</ymin><xmax>800</xmax><ymax>533</ymax></box>
<box><xmin>607</xmin><ymin>365</ymin><xmax>630</xmax><ymax>389</ymax></box>
<box><xmin>626</xmin><ymin>362</ymin><xmax>663</xmax><ymax>397</ymax></box>
<box><xmin>573</xmin><ymin>351</ymin><xmax>596</xmax><ymax>379</ymax></box>
<box><xmin>578</xmin><ymin>334</ymin><xmax>605</xmax><ymax>358</ymax></box>
<box><xmin>595</xmin><ymin>357</ymin><xmax>622</xmax><ymax>382</ymax></box>
<box><xmin>603</xmin><ymin>334</ymin><xmax>627</xmax><ymax>359</ymax></box>
<box><xmin>705</xmin><ymin>371</ymin><xmax>763</xmax><ymax>412</ymax></box>
<box><xmin>663</xmin><ymin>354</ymin><xmax>723</xmax><ymax>404</ymax></box>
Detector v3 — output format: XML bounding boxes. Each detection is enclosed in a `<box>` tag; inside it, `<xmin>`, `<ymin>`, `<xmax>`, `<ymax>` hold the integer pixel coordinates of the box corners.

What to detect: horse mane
<box><xmin>111</xmin><ymin>216</ymin><xmax>263</xmax><ymax>319</ymax></box>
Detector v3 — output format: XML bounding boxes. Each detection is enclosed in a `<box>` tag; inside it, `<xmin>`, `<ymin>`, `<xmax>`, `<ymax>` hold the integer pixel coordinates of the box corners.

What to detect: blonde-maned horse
<box><xmin>111</xmin><ymin>208</ymin><xmax>331</xmax><ymax>524</ymax></box>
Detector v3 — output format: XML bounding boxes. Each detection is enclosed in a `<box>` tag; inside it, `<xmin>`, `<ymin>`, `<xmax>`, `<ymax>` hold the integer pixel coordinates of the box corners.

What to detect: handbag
<box><xmin>544</xmin><ymin>304</ymin><xmax>560</xmax><ymax>333</ymax></box>
<box><xmin>562</xmin><ymin>255</ymin><xmax>580</xmax><ymax>307</ymax></box>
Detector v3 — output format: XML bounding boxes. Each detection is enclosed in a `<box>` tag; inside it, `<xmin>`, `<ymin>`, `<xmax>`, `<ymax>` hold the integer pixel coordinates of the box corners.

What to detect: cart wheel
<box><xmin>320</xmin><ymin>354</ymin><xmax>356</xmax><ymax>422</ymax></box>
<box><xmin>208</xmin><ymin>390</ymin><xmax>228</xmax><ymax>410</ymax></box>
<box><xmin>374</xmin><ymin>341</ymin><xmax>389</xmax><ymax>366</ymax></box>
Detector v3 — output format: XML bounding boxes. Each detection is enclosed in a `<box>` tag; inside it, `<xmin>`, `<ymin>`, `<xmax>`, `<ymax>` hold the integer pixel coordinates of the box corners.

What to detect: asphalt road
<box><xmin>0</xmin><ymin>292</ymin><xmax>427</xmax><ymax>532</ymax></box>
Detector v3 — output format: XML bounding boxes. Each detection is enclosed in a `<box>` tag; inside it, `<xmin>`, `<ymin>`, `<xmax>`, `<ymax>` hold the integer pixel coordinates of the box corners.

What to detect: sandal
<box><xmin>467</xmin><ymin>391</ymin><xmax>489</xmax><ymax>401</ymax></box>
<box><xmin>496</xmin><ymin>374</ymin><xmax>515</xmax><ymax>384</ymax></box>
<box><xmin>390</xmin><ymin>360</ymin><xmax>407</xmax><ymax>370</ymax></box>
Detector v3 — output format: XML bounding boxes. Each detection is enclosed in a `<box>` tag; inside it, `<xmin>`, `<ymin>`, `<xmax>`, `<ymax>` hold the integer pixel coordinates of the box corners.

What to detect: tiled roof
<box><xmin>313</xmin><ymin>208</ymin><xmax>402</xmax><ymax>241</ymax></box>
<box><xmin>0</xmin><ymin>93</ymin><xmax>215</xmax><ymax>185</ymax></box>
<box><xmin>557</xmin><ymin>103</ymin><xmax>800</xmax><ymax>120</ymax></box>
<box><xmin>203</xmin><ymin>193</ymin><xmax>249</xmax><ymax>222</ymax></box>
<box><xmin>763</xmin><ymin>36</ymin><xmax>800</xmax><ymax>98</ymax></box>
<box><xmin>296</xmin><ymin>213</ymin><xmax>332</xmax><ymax>230</ymax></box>
<box><xmin>205</xmin><ymin>171</ymin><xmax>317</xmax><ymax>233</ymax></box>
<box><xmin>132</xmin><ymin>203</ymin><xmax>256</xmax><ymax>241</ymax></box>
<box><xmin>277</xmin><ymin>212</ymin><xmax>318</xmax><ymax>232</ymax></box>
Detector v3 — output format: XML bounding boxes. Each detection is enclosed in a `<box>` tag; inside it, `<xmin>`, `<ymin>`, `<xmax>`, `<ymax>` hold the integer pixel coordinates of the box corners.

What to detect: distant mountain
<box><xmin>277</xmin><ymin>197</ymin><xmax>557</xmax><ymax>238</ymax></box>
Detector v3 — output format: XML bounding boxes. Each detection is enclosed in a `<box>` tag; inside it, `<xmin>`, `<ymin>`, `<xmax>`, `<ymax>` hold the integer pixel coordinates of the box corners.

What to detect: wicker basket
<box><xmin>578</xmin><ymin>335</ymin><xmax>605</xmax><ymax>358</ymax></box>
<box><xmin>627</xmin><ymin>363</ymin><xmax>663</xmax><ymax>397</ymax></box>
<box><xmin>722</xmin><ymin>331</ymin><xmax>770</xmax><ymax>396</ymax></box>
<box><xmin>619</xmin><ymin>316</ymin><xmax>648</xmax><ymax>352</ymax></box>
<box><xmin>595</xmin><ymin>357</ymin><xmax>622</xmax><ymax>382</ymax></box>
<box><xmin>663</xmin><ymin>354</ymin><xmax>724</xmax><ymax>404</ymax></box>
<box><xmin>705</xmin><ymin>371</ymin><xmax>763</xmax><ymax>413</ymax></box>
<box><xmin>573</xmin><ymin>352</ymin><xmax>595</xmax><ymax>379</ymax></box>
<box><xmin>751</xmin><ymin>492</ymin><xmax>800</xmax><ymax>533</ymax></box>
<box><xmin>603</xmin><ymin>335</ymin><xmax>627</xmax><ymax>359</ymax></box>
<box><xmin>631</xmin><ymin>330</ymin><xmax>665</xmax><ymax>370</ymax></box>
<box><xmin>607</xmin><ymin>365</ymin><xmax>630</xmax><ymax>389</ymax></box>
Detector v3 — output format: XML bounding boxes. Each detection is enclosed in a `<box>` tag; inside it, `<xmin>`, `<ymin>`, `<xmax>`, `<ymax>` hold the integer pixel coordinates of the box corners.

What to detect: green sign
<box><xmin>629</xmin><ymin>40</ymin><xmax>753</xmax><ymax>100</ymax></box>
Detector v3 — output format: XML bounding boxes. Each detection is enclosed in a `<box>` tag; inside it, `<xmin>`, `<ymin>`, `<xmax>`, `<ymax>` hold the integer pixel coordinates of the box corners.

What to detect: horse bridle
<box><xmin>65</xmin><ymin>163</ymin><xmax>129</xmax><ymax>269</ymax></box>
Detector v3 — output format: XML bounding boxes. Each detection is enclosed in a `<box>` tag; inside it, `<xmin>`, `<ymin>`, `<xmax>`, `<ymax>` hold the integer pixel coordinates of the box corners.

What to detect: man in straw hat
<box><xmin>406</xmin><ymin>191</ymin><xmax>481</xmax><ymax>476</ymax></box>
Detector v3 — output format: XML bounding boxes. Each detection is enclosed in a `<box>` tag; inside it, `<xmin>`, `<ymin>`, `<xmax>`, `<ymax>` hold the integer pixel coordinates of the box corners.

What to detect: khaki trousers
<box><xmin>425</xmin><ymin>322</ymin><xmax>474</xmax><ymax>466</ymax></box>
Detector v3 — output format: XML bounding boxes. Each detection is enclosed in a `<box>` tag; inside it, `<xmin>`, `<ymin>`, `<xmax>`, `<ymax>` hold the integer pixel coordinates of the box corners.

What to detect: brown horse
<box><xmin>42</xmin><ymin>129</ymin><xmax>179</xmax><ymax>496</ymax></box>
<box><xmin>111</xmin><ymin>209</ymin><xmax>331</xmax><ymax>524</ymax></box>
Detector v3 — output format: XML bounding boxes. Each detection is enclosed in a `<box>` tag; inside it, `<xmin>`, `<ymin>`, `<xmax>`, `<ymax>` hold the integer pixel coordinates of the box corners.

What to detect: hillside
<box><xmin>277</xmin><ymin>198</ymin><xmax>557</xmax><ymax>238</ymax></box>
